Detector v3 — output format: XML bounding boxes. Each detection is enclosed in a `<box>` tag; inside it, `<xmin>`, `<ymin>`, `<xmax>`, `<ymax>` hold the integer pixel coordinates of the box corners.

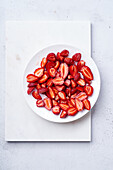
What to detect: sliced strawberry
<box><xmin>81</xmin><ymin>66</ymin><xmax>93</xmax><ymax>80</ymax></box>
<box><xmin>59</xmin><ymin>100</ymin><xmax>68</xmax><ymax>104</ymax></box>
<box><xmin>56</xmin><ymin>52</ymin><xmax>64</xmax><ymax>61</ymax></box>
<box><xmin>27</xmin><ymin>87</ymin><xmax>35</xmax><ymax>95</ymax></box>
<box><xmin>70</xmin><ymin>98</ymin><xmax>76</xmax><ymax>106</ymax></box>
<box><xmin>38</xmin><ymin>73</ymin><xmax>49</xmax><ymax>84</ymax></box>
<box><xmin>47</xmin><ymin>78</ymin><xmax>53</xmax><ymax>87</ymax></box>
<box><xmin>67</xmin><ymin>107</ymin><xmax>78</xmax><ymax>116</ymax></box>
<box><xmin>65</xmin><ymin>87</ymin><xmax>71</xmax><ymax>97</ymax></box>
<box><xmin>59</xmin><ymin>63</ymin><xmax>69</xmax><ymax>79</ymax></box>
<box><xmin>71</xmin><ymin>79</ymin><xmax>77</xmax><ymax>88</ymax></box>
<box><xmin>41</xmin><ymin>57</ymin><xmax>47</xmax><ymax>68</ymax></box>
<box><xmin>46</xmin><ymin>91</ymin><xmax>51</xmax><ymax>98</ymax></box>
<box><xmin>52</xmin><ymin>87</ymin><xmax>58</xmax><ymax>94</ymax></box>
<box><xmin>55</xmin><ymin>85</ymin><xmax>65</xmax><ymax>91</ymax></box>
<box><xmin>48</xmin><ymin>68</ymin><xmax>56</xmax><ymax>77</ymax></box>
<box><xmin>68</xmin><ymin>75</ymin><xmax>73</xmax><ymax>79</ymax></box>
<box><xmin>71</xmin><ymin>93</ymin><xmax>77</xmax><ymax>98</ymax></box>
<box><xmin>60</xmin><ymin>110</ymin><xmax>67</xmax><ymax>118</ymax></box>
<box><xmin>77</xmin><ymin>60</ymin><xmax>85</xmax><ymax>71</ymax></box>
<box><xmin>72</xmin><ymin>53</ymin><xmax>81</xmax><ymax>62</ymax></box>
<box><xmin>32</xmin><ymin>91</ymin><xmax>42</xmax><ymax>99</ymax></box>
<box><xmin>46</xmin><ymin>61</ymin><xmax>55</xmax><ymax>71</ymax></box>
<box><xmin>64</xmin><ymin>58</ymin><xmax>74</xmax><ymax>65</ymax></box>
<box><xmin>26</xmin><ymin>74</ymin><xmax>38</xmax><ymax>83</ymax></box>
<box><xmin>64</xmin><ymin>79</ymin><xmax>71</xmax><ymax>86</ymax></box>
<box><xmin>77</xmin><ymin>78</ymin><xmax>85</xmax><ymax>86</ymax></box>
<box><xmin>55</xmin><ymin>95</ymin><xmax>60</xmax><ymax>101</ymax></box>
<box><xmin>84</xmin><ymin>85</ymin><xmax>93</xmax><ymax>96</ymax></box>
<box><xmin>84</xmin><ymin>77</ymin><xmax>91</xmax><ymax>85</ymax></box>
<box><xmin>58</xmin><ymin>91</ymin><xmax>66</xmax><ymax>100</ymax></box>
<box><xmin>75</xmin><ymin>87</ymin><xmax>84</xmax><ymax>92</ymax></box>
<box><xmin>76</xmin><ymin>92</ymin><xmax>87</xmax><ymax>101</ymax></box>
<box><xmin>38</xmin><ymin>87</ymin><xmax>48</xmax><ymax>94</ymax></box>
<box><xmin>36</xmin><ymin>100</ymin><xmax>44</xmax><ymax>107</ymax></box>
<box><xmin>52</xmin><ymin>100</ymin><xmax>58</xmax><ymax>107</ymax></box>
<box><xmin>71</xmin><ymin>88</ymin><xmax>77</xmax><ymax>94</ymax></box>
<box><xmin>41</xmin><ymin>83</ymin><xmax>47</xmax><ymax>88</ymax></box>
<box><xmin>59</xmin><ymin>103</ymin><xmax>69</xmax><ymax>111</ymax></box>
<box><xmin>83</xmin><ymin>99</ymin><xmax>91</xmax><ymax>110</ymax></box>
<box><xmin>75</xmin><ymin>98</ymin><xmax>83</xmax><ymax>111</ymax></box>
<box><xmin>69</xmin><ymin>65</ymin><xmax>77</xmax><ymax>77</ymax></box>
<box><xmin>52</xmin><ymin>77</ymin><xmax>64</xmax><ymax>85</ymax></box>
<box><xmin>47</xmin><ymin>53</ymin><xmax>56</xmax><ymax>61</ymax></box>
<box><xmin>60</xmin><ymin>49</ymin><xmax>69</xmax><ymax>57</ymax></box>
<box><xmin>54</xmin><ymin>61</ymin><xmax>60</xmax><ymax>69</ymax></box>
<box><xmin>36</xmin><ymin>84</ymin><xmax>41</xmax><ymax>90</ymax></box>
<box><xmin>48</xmin><ymin>87</ymin><xmax>55</xmax><ymax>99</ymax></box>
<box><xmin>67</xmin><ymin>100</ymin><xmax>73</xmax><ymax>107</ymax></box>
<box><xmin>28</xmin><ymin>82</ymin><xmax>37</xmax><ymax>87</ymax></box>
<box><xmin>44</xmin><ymin>98</ymin><xmax>52</xmax><ymax>110</ymax></box>
<box><xmin>52</xmin><ymin>106</ymin><xmax>61</xmax><ymax>115</ymax></box>
<box><xmin>34</xmin><ymin>68</ymin><xmax>44</xmax><ymax>78</ymax></box>
<box><xmin>74</xmin><ymin>73</ymin><xmax>80</xmax><ymax>81</ymax></box>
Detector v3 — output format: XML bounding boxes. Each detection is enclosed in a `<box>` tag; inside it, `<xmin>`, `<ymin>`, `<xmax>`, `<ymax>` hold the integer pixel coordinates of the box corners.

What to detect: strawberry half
<box><xmin>59</xmin><ymin>63</ymin><xmax>69</xmax><ymax>79</ymax></box>
<box><xmin>67</xmin><ymin>107</ymin><xmax>78</xmax><ymax>116</ymax></box>
<box><xmin>84</xmin><ymin>85</ymin><xmax>93</xmax><ymax>96</ymax></box>
<box><xmin>60</xmin><ymin>49</ymin><xmax>69</xmax><ymax>57</ymax></box>
<box><xmin>34</xmin><ymin>68</ymin><xmax>44</xmax><ymax>78</ymax></box>
<box><xmin>76</xmin><ymin>92</ymin><xmax>87</xmax><ymax>101</ymax></box>
<box><xmin>44</xmin><ymin>98</ymin><xmax>52</xmax><ymax>110</ymax></box>
<box><xmin>77</xmin><ymin>78</ymin><xmax>85</xmax><ymax>86</ymax></box>
<box><xmin>38</xmin><ymin>73</ymin><xmax>49</xmax><ymax>84</ymax></box>
<box><xmin>27</xmin><ymin>87</ymin><xmax>35</xmax><ymax>94</ymax></box>
<box><xmin>52</xmin><ymin>77</ymin><xmax>64</xmax><ymax>85</ymax></box>
<box><xmin>41</xmin><ymin>57</ymin><xmax>47</xmax><ymax>68</ymax></box>
<box><xmin>81</xmin><ymin>66</ymin><xmax>93</xmax><ymax>80</ymax></box>
<box><xmin>58</xmin><ymin>91</ymin><xmax>66</xmax><ymax>100</ymax></box>
<box><xmin>48</xmin><ymin>87</ymin><xmax>55</xmax><ymax>99</ymax></box>
<box><xmin>36</xmin><ymin>100</ymin><xmax>44</xmax><ymax>107</ymax></box>
<box><xmin>60</xmin><ymin>111</ymin><xmax>67</xmax><ymax>118</ymax></box>
<box><xmin>26</xmin><ymin>74</ymin><xmax>38</xmax><ymax>83</ymax></box>
<box><xmin>75</xmin><ymin>99</ymin><xmax>83</xmax><ymax>111</ymax></box>
<box><xmin>72</xmin><ymin>53</ymin><xmax>81</xmax><ymax>62</ymax></box>
<box><xmin>59</xmin><ymin>103</ymin><xmax>69</xmax><ymax>111</ymax></box>
<box><xmin>32</xmin><ymin>91</ymin><xmax>42</xmax><ymax>99</ymax></box>
<box><xmin>47</xmin><ymin>53</ymin><xmax>56</xmax><ymax>61</ymax></box>
<box><xmin>52</xmin><ymin>106</ymin><xmax>61</xmax><ymax>115</ymax></box>
<box><xmin>48</xmin><ymin>68</ymin><xmax>56</xmax><ymax>77</ymax></box>
<box><xmin>69</xmin><ymin>65</ymin><xmax>77</xmax><ymax>77</ymax></box>
<box><xmin>83</xmin><ymin>99</ymin><xmax>91</xmax><ymax>110</ymax></box>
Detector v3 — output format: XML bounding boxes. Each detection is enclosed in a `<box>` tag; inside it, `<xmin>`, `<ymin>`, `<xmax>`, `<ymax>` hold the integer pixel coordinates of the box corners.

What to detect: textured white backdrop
<box><xmin>0</xmin><ymin>0</ymin><xmax>113</xmax><ymax>170</ymax></box>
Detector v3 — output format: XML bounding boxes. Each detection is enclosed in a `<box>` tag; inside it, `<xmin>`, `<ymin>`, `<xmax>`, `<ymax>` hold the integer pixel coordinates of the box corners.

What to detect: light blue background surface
<box><xmin>0</xmin><ymin>0</ymin><xmax>113</xmax><ymax>169</ymax></box>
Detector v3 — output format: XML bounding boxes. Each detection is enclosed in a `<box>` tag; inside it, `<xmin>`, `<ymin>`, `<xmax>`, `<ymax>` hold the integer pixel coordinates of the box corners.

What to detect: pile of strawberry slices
<box><xmin>26</xmin><ymin>49</ymin><xmax>94</xmax><ymax>118</ymax></box>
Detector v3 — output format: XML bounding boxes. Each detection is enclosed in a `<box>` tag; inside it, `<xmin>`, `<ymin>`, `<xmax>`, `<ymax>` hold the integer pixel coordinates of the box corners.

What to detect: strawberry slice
<box><xmin>46</xmin><ymin>61</ymin><xmax>55</xmax><ymax>71</ymax></box>
<box><xmin>27</xmin><ymin>87</ymin><xmax>35</xmax><ymax>94</ymax></box>
<box><xmin>55</xmin><ymin>95</ymin><xmax>60</xmax><ymax>101</ymax></box>
<box><xmin>34</xmin><ymin>68</ymin><xmax>44</xmax><ymax>78</ymax></box>
<box><xmin>77</xmin><ymin>78</ymin><xmax>85</xmax><ymax>86</ymax></box>
<box><xmin>54</xmin><ymin>61</ymin><xmax>60</xmax><ymax>69</ymax></box>
<box><xmin>81</xmin><ymin>66</ymin><xmax>93</xmax><ymax>80</ymax></box>
<box><xmin>47</xmin><ymin>78</ymin><xmax>53</xmax><ymax>87</ymax></box>
<box><xmin>70</xmin><ymin>98</ymin><xmax>76</xmax><ymax>106</ymax></box>
<box><xmin>48</xmin><ymin>68</ymin><xmax>56</xmax><ymax>77</ymax></box>
<box><xmin>64</xmin><ymin>58</ymin><xmax>74</xmax><ymax>65</ymax></box>
<box><xmin>44</xmin><ymin>98</ymin><xmax>52</xmax><ymax>110</ymax></box>
<box><xmin>36</xmin><ymin>100</ymin><xmax>44</xmax><ymax>107</ymax></box>
<box><xmin>52</xmin><ymin>87</ymin><xmax>58</xmax><ymax>94</ymax></box>
<box><xmin>60</xmin><ymin>49</ymin><xmax>69</xmax><ymax>57</ymax></box>
<box><xmin>76</xmin><ymin>92</ymin><xmax>87</xmax><ymax>101</ymax></box>
<box><xmin>52</xmin><ymin>77</ymin><xmax>64</xmax><ymax>85</ymax></box>
<box><xmin>74</xmin><ymin>73</ymin><xmax>80</xmax><ymax>81</ymax></box>
<box><xmin>38</xmin><ymin>73</ymin><xmax>49</xmax><ymax>84</ymax></box>
<box><xmin>65</xmin><ymin>87</ymin><xmax>71</xmax><ymax>97</ymax></box>
<box><xmin>46</xmin><ymin>91</ymin><xmax>51</xmax><ymax>98</ymax></box>
<box><xmin>32</xmin><ymin>91</ymin><xmax>42</xmax><ymax>99</ymax></box>
<box><xmin>55</xmin><ymin>85</ymin><xmax>65</xmax><ymax>91</ymax></box>
<box><xmin>56</xmin><ymin>52</ymin><xmax>64</xmax><ymax>61</ymax></box>
<box><xmin>58</xmin><ymin>91</ymin><xmax>66</xmax><ymax>100</ymax></box>
<box><xmin>75</xmin><ymin>87</ymin><xmax>84</xmax><ymax>92</ymax></box>
<box><xmin>64</xmin><ymin>79</ymin><xmax>71</xmax><ymax>86</ymax></box>
<box><xmin>67</xmin><ymin>100</ymin><xmax>73</xmax><ymax>107</ymax></box>
<box><xmin>83</xmin><ymin>99</ymin><xmax>91</xmax><ymax>110</ymax></box>
<box><xmin>84</xmin><ymin>85</ymin><xmax>93</xmax><ymax>96</ymax></box>
<box><xmin>38</xmin><ymin>87</ymin><xmax>48</xmax><ymax>94</ymax></box>
<box><xmin>59</xmin><ymin>100</ymin><xmax>67</xmax><ymax>104</ymax></box>
<box><xmin>47</xmin><ymin>53</ymin><xmax>56</xmax><ymax>61</ymax></box>
<box><xmin>41</xmin><ymin>83</ymin><xmax>47</xmax><ymax>88</ymax></box>
<box><xmin>77</xmin><ymin>60</ymin><xmax>85</xmax><ymax>71</ymax></box>
<box><xmin>71</xmin><ymin>79</ymin><xmax>77</xmax><ymax>88</ymax></box>
<box><xmin>52</xmin><ymin>106</ymin><xmax>61</xmax><ymax>115</ymax></box>
<box><xmin>75</xmin><ymin>99</ymin><xmax>83</xmax><ymax>111</ymax></box>
<box><xmin>68</xmin><ymin>75</ymin><xmax>73</xmax><ymax>79</ymax></box>
<box><xmin>60</xmin><ymin>111</ymin><xmax>67</xmax><ymax>118</ymax></box>
<box><xmin>36</xmin><ymin>84</ymin><xmax>41</xmax><ymax>90</ymax></box>
<box><xmin>48</xmin><ymin>87</ymin><xmax>55</xmax><ymax>99</ymax></box>
<box><xmin>72</xmin><ymin>53</ymin><xmax>81</xmax><ymax>62</ymax></box>
<box><xmin>84</xmin><ymin>77</ymin><xmax>91</xmax><ymax>85</ymax></box>
<box><xmin>71</xmin><ymin>93</ymin><xmax>78</xmax><ymax>98</ymax></box>
<box><xmin>59</xmin><ymin>104</ymin><xmax>69</xmax><ymax>111</ymax></box>
<box><xmin>26</xmin><ymin>74</ymin><xmax>38</xmax><ymax>83</ymax></box>
<box><xmin>67</xmin><ymin>107</ymin><xmax>78</xmax><ymax>116</ymax></box>
<box><xmin>28</xmin><ymin>82</ymin><xmax>37</xmax><ymax>87</ymax></box>
<box><xmin>69</xmin><ymin>65</ymin><xmax>77</xmax><ymax>77</ymax></box>
<box><xmin>52</xmin><ymin>100</ymin><xmax>58</xmax><ymax>107</ymax></box>
<box><xmin>59</xmin><ymin>63</ymin><xmax>69</xmax><ymax>79</ymax></box>
<box><xmin>71</xmin><ymin>88</ymin><xmax>77</xmax><ymax>94</ymax></box>
<box><xmin>41</xmin><ymin>57</ymin><xmax>47</xmax><ymax>68</ymax></box>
